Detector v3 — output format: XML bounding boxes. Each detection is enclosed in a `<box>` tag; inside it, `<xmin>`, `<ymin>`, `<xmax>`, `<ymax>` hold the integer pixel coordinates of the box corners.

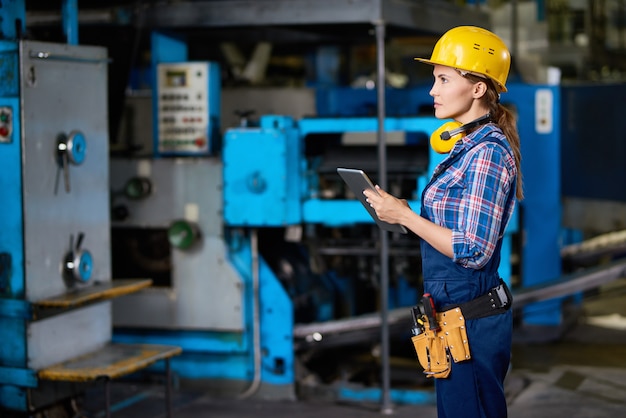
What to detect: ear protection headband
<box><xmin>430</xmin><ymin>113</ymin><xmax>492</xmax><ymax>154</ymax></box>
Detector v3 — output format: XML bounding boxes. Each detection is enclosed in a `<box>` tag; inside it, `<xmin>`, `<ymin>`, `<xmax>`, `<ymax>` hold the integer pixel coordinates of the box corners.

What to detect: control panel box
<box><xmin>155</xmin><ymin>62</ymin><xmax>221</xmax><ymax>156</ymax></box>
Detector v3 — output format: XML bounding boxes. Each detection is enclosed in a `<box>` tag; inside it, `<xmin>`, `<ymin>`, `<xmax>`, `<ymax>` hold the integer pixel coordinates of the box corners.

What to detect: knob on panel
<box><xmin>55</xmin><ymin>130</ymin><xmax>87</xmax><ymax>194</ymax></box>
<box><xmin>62</xmin><ymin>232</ymin><xmax>94</xmax><ymax>285</ymax></box>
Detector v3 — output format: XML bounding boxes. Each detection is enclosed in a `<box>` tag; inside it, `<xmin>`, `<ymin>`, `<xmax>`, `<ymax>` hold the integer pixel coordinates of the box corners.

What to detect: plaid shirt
<box><xmin>422</xmin><ymin>124</ymin><xmax>517</xmax><ymax>269</ymax></box>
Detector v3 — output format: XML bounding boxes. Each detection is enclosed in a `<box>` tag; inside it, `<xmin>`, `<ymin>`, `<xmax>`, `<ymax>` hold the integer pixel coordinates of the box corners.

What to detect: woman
<box><xmin>364</xmin><ymin>26</ymin><xmax>522</xmax><ymax>418</ymax></box>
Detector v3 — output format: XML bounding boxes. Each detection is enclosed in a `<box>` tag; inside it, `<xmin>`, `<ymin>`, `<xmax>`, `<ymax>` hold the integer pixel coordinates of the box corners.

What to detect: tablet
<box><xmin>337</xmin><ymin>168</ymin><xmax>408</xmax><ymax>234</ymax></box>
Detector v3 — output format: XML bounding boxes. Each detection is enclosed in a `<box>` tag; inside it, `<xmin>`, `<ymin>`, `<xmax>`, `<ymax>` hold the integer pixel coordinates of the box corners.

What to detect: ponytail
<box><xmin>461</xmin><ymin>74</ymin><xmax>524</xmax><ymax>200</ymax></box>
<box><xmin>491</xmin><ymin>100</ymin><xmax>524</xmax><ymax>201</ymax></box>
<box><xmin>468</xmin><ymin>75</ymin><xmax>524</xmax><ymax>201</ymax></box>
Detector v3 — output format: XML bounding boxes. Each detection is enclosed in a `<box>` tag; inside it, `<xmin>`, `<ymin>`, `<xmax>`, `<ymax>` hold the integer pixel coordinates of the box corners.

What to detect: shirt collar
<box><xmin>449</xmin><ymin>123</ymin><xmax>501</xmax><ymax>157</ymax></box>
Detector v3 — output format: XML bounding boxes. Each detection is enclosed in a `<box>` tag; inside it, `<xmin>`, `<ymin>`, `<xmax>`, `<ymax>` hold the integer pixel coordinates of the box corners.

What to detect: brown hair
<box><xmin>465</xmin><ymin>74</ymin><xmax>524</xmax><ymax>200</ymax></box>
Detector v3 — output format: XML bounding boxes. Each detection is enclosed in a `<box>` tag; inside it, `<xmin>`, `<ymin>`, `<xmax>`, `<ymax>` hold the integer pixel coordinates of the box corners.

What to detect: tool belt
<box><xmin>410</xmin><ymin>280</ymin><xmax>513</xmax><ymax>379</ymax></box>
<box><xmin>449</xmin><ymin>279</ymin><xmax>513</xmax><ymax>320</ymax></box>
<box><xmin>411</xmin><ymin>307</ymin><xmax>469</xmax><ymax>378</ymax></box>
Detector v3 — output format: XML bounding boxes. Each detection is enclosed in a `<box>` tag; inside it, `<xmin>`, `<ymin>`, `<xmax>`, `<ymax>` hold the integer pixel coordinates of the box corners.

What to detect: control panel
<box><xmin>155</xmin><ymin>62</ymin><xmax>221</xmax><ymax>156</ymax></box>
<box><xmin>0</xmin><ymin>106</ymin><xmax>13</xmax><ymax>143</ymax></box>
<box><xmin>535</xmin><ymin>88</ymin><xmax>553</xmax><ymax>134</ymax></box>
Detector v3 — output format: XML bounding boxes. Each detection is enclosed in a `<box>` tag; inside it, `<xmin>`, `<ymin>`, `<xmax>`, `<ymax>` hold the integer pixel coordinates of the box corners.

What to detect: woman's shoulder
<box><xmin>463</xmin><ymin>127</ymin><xmax>516</xmax><ymax>174</ymax></box>
<box><xmin>468</xmin><ymin>124</ymin><xmax>512</xmax><ymax>155</ymax></box>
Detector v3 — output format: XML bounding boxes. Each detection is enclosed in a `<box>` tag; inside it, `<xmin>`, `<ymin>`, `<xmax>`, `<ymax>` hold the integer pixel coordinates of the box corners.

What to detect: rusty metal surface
<box><xmin>38</xmin><ymin>343</ymin><xmax>182</xmax><ymax>382</ymax></box>
<box><xmin>34</xmin><ymin>279</ymin><xmax>152</xmax><ymax>309</ymax></box>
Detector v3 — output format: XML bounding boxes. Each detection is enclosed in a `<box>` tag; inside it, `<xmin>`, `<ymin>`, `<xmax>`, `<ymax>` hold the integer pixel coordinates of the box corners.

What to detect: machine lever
<box><xmin>62</xmin><ymin>151</ymin><xmax>70</xmax><ymax>193</ymax></box>
<box><xmin>75</xmin><ymin>232</ymin><xmax>84</xmax><ymax>251</ymax></box>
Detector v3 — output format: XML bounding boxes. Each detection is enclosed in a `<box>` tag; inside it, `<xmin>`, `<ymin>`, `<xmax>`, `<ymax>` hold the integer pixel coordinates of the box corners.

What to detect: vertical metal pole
<box><xmin>374</xmin><ymin>20</ymin><xmax>393</xmax><ymax>416</ymax></box>
<box><xmin>166</xmin><ymin>358</ymin><xmax>173</xmax><ymax>418</ymax></box>
<box><xmin>511</xmin><ymin>0</ymin><xmax>518</xmax><ymax>60</ymax></box>
<box><xmin>61</xmin><ymin>0</ymin><xmax>79</xmax><ymax>45</ymax></box>
<box><xmin>238</xmin><ymin>228</ymin><xmax>262</xmax><ymax>399</ymax></box>
<box><xmin>105</xmin><ymin>379</ymin><xmax>111</xmax><ymax>418</ymax></box>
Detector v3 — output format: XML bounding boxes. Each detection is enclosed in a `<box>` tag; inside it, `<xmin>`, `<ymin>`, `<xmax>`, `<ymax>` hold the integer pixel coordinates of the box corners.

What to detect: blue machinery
<box><xmin>0</xmin><ymin>2</ymin><xmax>180</xmax><ymax>414</ymax></box>
<box><xmin>4</xmin><ymin>0</ymin><xmax>624</xmax><ymax>413</ymax></box>
<box><xmin>0</xmin><ymin>32</ymin><xmax>124</xmax><ymax>413</ymax></box>
<box><xmin>109</xmin><ymin>70</ymin><xmax>560</xmax><ymax>407</ymax></box>
<box><xmin>1</xmin><ymin>34</ymin><xmax>568</xmax><ymax>413</ymax></box>
<box><xmin>110</xmin><ymin>27</ymin><xmax>603</xmax><ymax>406</ymax></box>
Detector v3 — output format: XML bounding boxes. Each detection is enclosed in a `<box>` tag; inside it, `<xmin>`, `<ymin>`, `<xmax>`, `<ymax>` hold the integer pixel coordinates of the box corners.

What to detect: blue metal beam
<box><xmin>0</xmin><ymin>367</ymin><xmax>37</xmax><ymax>388</ymax></box>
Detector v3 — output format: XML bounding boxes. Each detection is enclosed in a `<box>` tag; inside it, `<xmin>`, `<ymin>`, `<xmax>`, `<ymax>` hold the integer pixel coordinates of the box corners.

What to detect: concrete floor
<box><xmin>76</xmin><ymin>279</ymin><xmax>626</xmax><ymax>417</ymax></box>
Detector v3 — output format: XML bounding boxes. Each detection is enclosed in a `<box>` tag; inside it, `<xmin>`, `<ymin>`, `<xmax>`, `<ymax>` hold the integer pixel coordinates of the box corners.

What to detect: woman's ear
<box><xmin>473</xmin><ymin>81</ymin><xmax>488</xmax><ymax>99</ymax></box>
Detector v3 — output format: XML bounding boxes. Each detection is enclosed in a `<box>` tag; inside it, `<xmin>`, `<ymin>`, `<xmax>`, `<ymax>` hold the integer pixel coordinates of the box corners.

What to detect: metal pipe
<box><xmin>511</xmin><ymin>0</ymin><xmax>518</xmax><ymax>60</ymax></box>
<box><xmin>166</xmin><ymin>358</ymin><xmax>173</xmax><ymax>418</ymax></box>
<box><xmin>374</xmin><ymin>19</ymin><xmax>393</xmax><ymax>416</ymax></box>
<box><xmin>513</xmin><ymin>258</ymin><xmax>626</xmax><ymax>308</ymax></box>
<box><xmin>238</xmin><ymin>228</ymin><xmax>262</xmax><ymax>399</ymax></box>
<box><xmin>105</xmin><ymin>379</ymin><xmax>111</xmax><ymax>418</ymax></box>
<box><xmin>62</xmin><ymin>0</ymin><xmax>79</xmax><ymax>45</ymax></box>
<box><xmin>294</xmin><ymin>258</ymin><xmax>626</xmax><ymax>344</ymax></box>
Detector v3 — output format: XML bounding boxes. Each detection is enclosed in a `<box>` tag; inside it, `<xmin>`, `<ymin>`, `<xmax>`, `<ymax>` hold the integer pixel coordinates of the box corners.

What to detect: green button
<box><xmin>167</xmin><ymin>220</ymin><xmax>200</xmax><ymax>250</ymax></box>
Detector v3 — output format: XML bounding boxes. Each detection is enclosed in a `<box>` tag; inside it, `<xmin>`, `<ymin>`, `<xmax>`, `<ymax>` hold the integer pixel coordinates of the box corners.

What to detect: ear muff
<box><xmin>430</xmin><ymin>113</ymin><xmax>493</xmax><ymax>154</ymax></box>
<box><xmin>430</xmin><ymin>121</ymin><xmax>464</xmax><ymax>154</ymax></box>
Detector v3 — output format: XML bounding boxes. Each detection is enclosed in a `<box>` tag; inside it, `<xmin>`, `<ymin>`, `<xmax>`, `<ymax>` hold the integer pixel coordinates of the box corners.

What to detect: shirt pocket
<box><xmin>428</xmin><ymin>167</ymin><xmax>467</xmax><ymax>216</ymax></box>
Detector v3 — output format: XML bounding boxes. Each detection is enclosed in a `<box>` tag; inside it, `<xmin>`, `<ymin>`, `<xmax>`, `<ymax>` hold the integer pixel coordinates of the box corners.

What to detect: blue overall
<box><xmin>420</xmin><ymin>134</ymin><xmax>514</xmax><ymax>418</ymax></box>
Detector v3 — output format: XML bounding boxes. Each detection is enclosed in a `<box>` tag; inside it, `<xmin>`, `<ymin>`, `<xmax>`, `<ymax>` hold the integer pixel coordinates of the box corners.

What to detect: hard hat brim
<box><xmin>414</xmin><ymin>57</ymin><xmax>435</xmax><ymax>65</ymax></box>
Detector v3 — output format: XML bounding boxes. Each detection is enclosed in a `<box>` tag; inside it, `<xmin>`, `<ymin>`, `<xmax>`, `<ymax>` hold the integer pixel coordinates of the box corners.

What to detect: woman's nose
<box><xmin>429</xmin><ymin>82</ymin><xmax>437</xmax><ymax>97</ymax></box>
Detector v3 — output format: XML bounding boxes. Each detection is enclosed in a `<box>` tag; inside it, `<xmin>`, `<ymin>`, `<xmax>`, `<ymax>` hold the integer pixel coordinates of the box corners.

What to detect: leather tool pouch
<box><xmin>411</xmin><ymin>307</ymin><xmax>470</xmax><ymax>379</ymax></box>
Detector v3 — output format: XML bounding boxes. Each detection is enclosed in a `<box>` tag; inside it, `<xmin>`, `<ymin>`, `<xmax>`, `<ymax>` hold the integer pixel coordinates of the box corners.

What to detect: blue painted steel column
<box><xmin>0</xmin><ymin>38</ymin><xmax>29</xmax><ymax>411</ymax></box>
<box><xmin>62</xmin><ymin>0</ymin><xmax>79</xmax><ymax>45</ymax></box>
<box><xmin>510</xmin><ymin>85</ymin><xmax>563</xmax><ymax>326</ymax></box>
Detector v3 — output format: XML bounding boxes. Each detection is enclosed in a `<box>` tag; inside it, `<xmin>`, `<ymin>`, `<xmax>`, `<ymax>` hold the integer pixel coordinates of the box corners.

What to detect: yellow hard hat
<box><xmin>415</xmin><ymin>26</ymin><xmax>511</xmax><ymax>93</ymax></box>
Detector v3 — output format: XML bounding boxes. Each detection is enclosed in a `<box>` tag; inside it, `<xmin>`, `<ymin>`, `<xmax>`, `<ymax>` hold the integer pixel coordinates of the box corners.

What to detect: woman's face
<box><xmin>429</xmin><ymin>65</ymin><xmax>479</xmax><ymax>123</ymax></box>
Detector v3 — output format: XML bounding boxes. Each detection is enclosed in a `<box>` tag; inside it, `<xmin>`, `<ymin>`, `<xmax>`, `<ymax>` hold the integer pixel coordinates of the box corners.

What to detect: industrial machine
<box><xmin>0</xmin><ymin>3</ymin><xmax>179</xmax><ymax>415</ymax></box>
<box><xmin>110</xmin><ymin>39</ymin><xmax>604</xmax><ymax>402</ymax></box>
<box><xmin>1</xmin><ymin>0</ymin><xmax>495</xmax><ymax>410</ymax></box>
<box><xmin>7</xmin><ymin>0</ymin><xmax>626</xmax><ymax>413</ymax></box>
<box><xmin>0</xmin><ymin>30</ymin><xmax>115</xmax><ymax>407</ymax></box>
<box><xmin>109</xmin><ymin>32</ymin><xmax>292</xmax><ymax>399</ymax></box>
<box><xmin>0</xmin><ymin>36</ymin><xmax>113</xmax><ymax>412</ymax></box>
<box><xmin>106</xmin><ymin>30</ymin><xmax>527</xmax><ymax>403</ymax></box>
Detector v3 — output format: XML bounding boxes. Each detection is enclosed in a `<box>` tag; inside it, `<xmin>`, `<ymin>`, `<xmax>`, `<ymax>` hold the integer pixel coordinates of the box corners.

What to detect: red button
<box><xmin>0</xmin><ymin>126</ymin><xmax>9</xmax><ymax>137</ymax></box>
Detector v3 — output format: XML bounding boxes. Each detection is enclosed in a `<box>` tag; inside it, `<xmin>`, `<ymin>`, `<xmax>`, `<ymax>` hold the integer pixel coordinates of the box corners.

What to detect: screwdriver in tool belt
<box><xmin>410</xmin><ymin>306</ymin><xmax>425</xmax><ymax>336</ymax></box>
<box><xmin>422</xmin><ymin>293</ymin><xmax>439</xmax><ymax>332</ymax></box>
